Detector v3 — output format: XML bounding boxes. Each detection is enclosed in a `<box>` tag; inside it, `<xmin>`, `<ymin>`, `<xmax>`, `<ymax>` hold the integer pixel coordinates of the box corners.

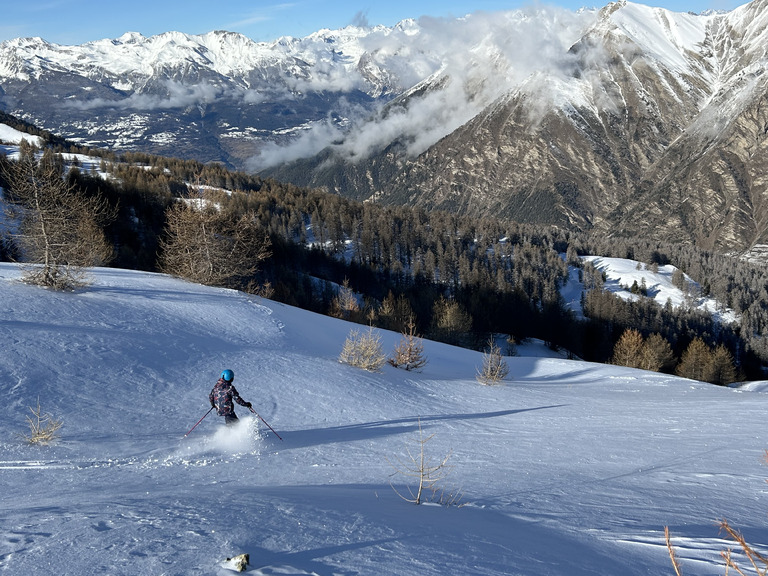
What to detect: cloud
<box><xmin>246</xmin><ymin>120</ymin><xmax>344</xmax><ymax>171</ymax></box>
<box><xmin>351</xmin><ymin>11</ymin><xmax>370</xmax><ymax>29</ymax></box>
<box><xmin>64</xmin><ymin>80</ymin><xmax>226</xmax><ymax>111</ymax></box>
<box><xmin>248</xmin><ymin>5</ymin><xmax>595</xmax><ymax>171</ymax></box>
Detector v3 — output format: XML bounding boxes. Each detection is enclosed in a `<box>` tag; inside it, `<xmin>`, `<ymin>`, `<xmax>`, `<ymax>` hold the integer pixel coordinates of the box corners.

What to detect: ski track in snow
<box><xmin>2</xmin><ymin>262</ymin><xmax>768</xmax><ymax>575</ymax></box>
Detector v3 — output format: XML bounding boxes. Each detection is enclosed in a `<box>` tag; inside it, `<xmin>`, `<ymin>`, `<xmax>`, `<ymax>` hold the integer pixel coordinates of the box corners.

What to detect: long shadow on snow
<box><xmin>236</xmin><ymin>483</ymin><xmax>658</xmax><ymax>576</ymax></box>
<box><xmin>283</xmin><ymin>405</ymin><xmax>566</xmax><ymax>450</ymax></box>
<box><xmin>246</xmin><ymin>537</ymin><xmax>400</xmax><ymax>576</ymax></box>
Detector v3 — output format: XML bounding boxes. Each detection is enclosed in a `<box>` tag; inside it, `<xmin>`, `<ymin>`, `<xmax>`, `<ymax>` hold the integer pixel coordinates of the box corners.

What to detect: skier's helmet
<box><xmin>221</xmin><ymin>369</ymin><xmax>234</xmax><ymax>382</ymax></box>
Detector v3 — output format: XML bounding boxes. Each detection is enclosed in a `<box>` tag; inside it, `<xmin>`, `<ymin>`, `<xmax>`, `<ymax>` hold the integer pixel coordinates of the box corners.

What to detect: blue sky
<box><xmin>0</xmin><ymin>0</ymin><xmax>746</xmax><ymax>45</ymax></box>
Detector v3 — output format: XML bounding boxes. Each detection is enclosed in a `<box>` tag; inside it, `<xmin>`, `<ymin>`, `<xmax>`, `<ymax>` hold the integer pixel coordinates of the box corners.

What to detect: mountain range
<box><xmin>1</xmin><ymin>1</ymin><xmax>768</xmax><ymax>254</ymax></box>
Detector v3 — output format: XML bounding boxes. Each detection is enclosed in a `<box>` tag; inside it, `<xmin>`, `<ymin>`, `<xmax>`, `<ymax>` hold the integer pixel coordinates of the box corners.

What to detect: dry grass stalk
<box><xmin>665</xmin><ymin>526</ymin><xmax>683</xmax><ymax>576</ymax></box>
<box><xmin>719</xmin><ymin>520</ymin><xmax>768</xmax><ymax>576</ymax></box>
<box><xmin>666</xmin><ymin>521</ymin><xmax>768</xmax><ymax>576</ymax></box>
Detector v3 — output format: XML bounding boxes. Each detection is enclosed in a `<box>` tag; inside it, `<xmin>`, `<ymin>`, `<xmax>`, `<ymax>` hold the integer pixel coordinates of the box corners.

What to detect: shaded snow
<box><xmin>1</xmin><ymin>262</ymin><xmax>766</xmax><ymax>575</ymax></box>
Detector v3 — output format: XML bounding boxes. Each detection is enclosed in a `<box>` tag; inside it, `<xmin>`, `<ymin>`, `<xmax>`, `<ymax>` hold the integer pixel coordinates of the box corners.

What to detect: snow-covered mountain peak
<box><xmin>111</xmin><ymin>31</ymin><xmax>147</xmax><ymax>45</ymax></box>
<box><xmin>587</xmin><ymin>0</ymin><xmax>715</xmax><ymax>74</ymax></box>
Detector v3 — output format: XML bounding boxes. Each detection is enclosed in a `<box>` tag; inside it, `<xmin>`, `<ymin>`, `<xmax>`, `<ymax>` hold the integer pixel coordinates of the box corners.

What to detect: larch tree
<box><xmin>611</xmin><ymin>328</ymin><xmax>644</xmax><ymax>368</ymax></box>
<box><xmin>430</xmin><ymin>296</ymin><xmax>473</xmax><ymax>345</ymax></box>
<box><xmin>675</xmin><ymin>338</ymin><xmax>713</xmax><ymax>382</ymax></box>
<box><xmin>2</xmin><ymin>144</ymin><xmax>114</xmax><ymax>290</ymax></box>
<box><xmin>638</xmin><ymin>333</ymin><xmax>676</xmax><ymax>372</ymax></box>
<box><xmin>705</xmin><ymin>344</ymin><xmax>738</xmax><ymax>386</ymax></box>
<box><xmin>389</xmin><ymin>316</ymin><xmax>428</xmax><ymax>371</ymax></box>
<box><xmin>158</xmin><ymin>197</ymin><xmax>271</xmax><ymax>289</ymax></box>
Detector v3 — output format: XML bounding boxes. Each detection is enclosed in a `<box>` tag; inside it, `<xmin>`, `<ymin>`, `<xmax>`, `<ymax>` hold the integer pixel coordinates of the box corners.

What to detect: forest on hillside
<box><xmin>2</xmin><ymin>125</ymin><xmax>768</xmax><ymax>381</ymax></box>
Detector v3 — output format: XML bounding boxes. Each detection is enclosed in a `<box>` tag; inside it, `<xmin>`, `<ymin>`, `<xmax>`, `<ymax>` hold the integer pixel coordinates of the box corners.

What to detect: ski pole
<box><xmin>249</xmin><ymin>406</ymin><xmax>283</xmax><ymax>440</ymax></box>
<box><xmin>184</xmin><ymin>407</ymin><xmax>214</xmax><ymax>437</ymax></box>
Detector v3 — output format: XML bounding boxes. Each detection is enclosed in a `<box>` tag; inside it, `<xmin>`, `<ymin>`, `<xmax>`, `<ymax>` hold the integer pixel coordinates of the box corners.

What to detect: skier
<box><xmin>209</xmin><ymin>369</ymin><xmax>252</xmax><ymax>425</ymax></box>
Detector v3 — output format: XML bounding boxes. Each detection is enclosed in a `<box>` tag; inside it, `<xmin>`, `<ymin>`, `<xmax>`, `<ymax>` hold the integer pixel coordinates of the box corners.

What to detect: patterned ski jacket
<box><xmin>209</xmin><ymin>378</ymin><xmax>249</xmax><ymax>416</ymax></box>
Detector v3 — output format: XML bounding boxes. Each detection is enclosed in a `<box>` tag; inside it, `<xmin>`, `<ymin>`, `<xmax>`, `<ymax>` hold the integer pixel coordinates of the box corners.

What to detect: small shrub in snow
<box><xmin>388</xmin><ymin>418</ymin><xmax>462</xmax><ymax>507</ymax></box>
<box><xmin>22</xmin><ymin>398</ymin><xmax>62</xmax><ymax>444</ymax></box>
<box><xmin>476</xmin><ymin>338</ymin><xmax>509</xmax><ymax>385</ymax></box>
<box><xmin>339</xmin><ymin>326</ymin><xmax>386</xmax><ymax>372</ymax></box>
<box><xmin>388</xmin><ymin>317</ymin><xmax>428</xmax><ymax>371</ymax></box>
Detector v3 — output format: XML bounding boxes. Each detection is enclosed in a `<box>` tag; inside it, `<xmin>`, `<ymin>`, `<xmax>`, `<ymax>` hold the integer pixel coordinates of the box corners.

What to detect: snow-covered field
<box><xmin>1</xmin><ymin>262</ymin><xmax>767</xmax><ymax>575</ymax></box>
<box><xmin>561</xmin><ymin>255</ymin><xmax>738</xmax><ymax>324</ymax></box>
<box><xmin>0</xmin><ymin>124</ymin><xmax>105</xmax><ymax>176</ymax></box>
<box><xmin>0</xmin><ymin>123</ymin><xmax>43</xmax><ymax>148</ymax></box>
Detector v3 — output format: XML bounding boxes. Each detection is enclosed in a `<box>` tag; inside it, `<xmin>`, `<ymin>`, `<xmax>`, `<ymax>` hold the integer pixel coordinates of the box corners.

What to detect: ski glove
<box><xmin>245</xmin><ymin>402</ymin><xmax>252</xmax><ymax>409</ymax></box>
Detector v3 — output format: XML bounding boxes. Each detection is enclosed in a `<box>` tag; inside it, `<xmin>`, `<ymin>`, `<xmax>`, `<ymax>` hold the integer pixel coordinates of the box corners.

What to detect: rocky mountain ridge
<box><xmin>270</xmin><ymin>0</ymin><xmax>768</xmax><ymax>254</ymax></box>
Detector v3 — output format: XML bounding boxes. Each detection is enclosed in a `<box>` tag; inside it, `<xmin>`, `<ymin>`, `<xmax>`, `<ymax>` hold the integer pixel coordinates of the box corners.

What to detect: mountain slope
<box><xmin>2</xmin><ymin>262</ymin><xmax>768</xmax><ymax>575</ymax></box>
<box><xmin>3</xmin><ymin>2</ymin><xmax>768</xmax><ymax>252</ymax></box>
<box><xmin>268</xmin><ymin>1</ymin><xmax>768</xmax><ymax>253</ymax></box>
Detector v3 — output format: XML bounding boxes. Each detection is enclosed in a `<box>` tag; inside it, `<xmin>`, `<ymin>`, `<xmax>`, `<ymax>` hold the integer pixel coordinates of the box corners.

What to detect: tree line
<box><xmin>1</xmin><ymin>133</ymin><xmax>767</xmax><ymax>381</ymax></box>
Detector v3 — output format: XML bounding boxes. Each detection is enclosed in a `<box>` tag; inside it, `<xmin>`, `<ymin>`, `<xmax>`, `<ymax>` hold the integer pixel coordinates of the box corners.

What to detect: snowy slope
<box><xmin>1</xmin><ymin>263</ymin><xmax>767</xmax><ymax>575</ymax></box>
<box><xmin>0</xmin><ymin>123</ymin><xmax>43</xmax><ymax>147</ymax></box>
<box><xmin>565</xmin><ymin>255</ymin><xmax>739</xmax><ymax>324</ymax></box>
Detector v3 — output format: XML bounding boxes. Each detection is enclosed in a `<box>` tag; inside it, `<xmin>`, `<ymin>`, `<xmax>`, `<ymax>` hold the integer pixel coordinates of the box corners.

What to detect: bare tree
<box><xmin>388</xmin><ymin>418</ymin><xmax>462</xmax><ymax>506</ymax></box>
<box><xmin>158</xmin><ymin>196</ymin><xmax>271</xmax><ymax>288</ymax></box>
<box><xmin>2</xmin><ymin>145</ymin><xmax>114</xmax><ymax>289</ymax></box>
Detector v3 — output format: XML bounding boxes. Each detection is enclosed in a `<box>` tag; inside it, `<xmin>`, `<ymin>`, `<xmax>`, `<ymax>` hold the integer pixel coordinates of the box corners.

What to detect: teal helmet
<box><xmin>221</xmin><ymin>369</ymin><xmax>234</xmax><ymax>382</ymax></box>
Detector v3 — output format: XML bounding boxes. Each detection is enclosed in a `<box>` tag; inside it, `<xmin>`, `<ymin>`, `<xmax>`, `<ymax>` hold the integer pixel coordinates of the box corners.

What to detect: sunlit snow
<box><xmin>1</xmin><ymin>262</ymin><xmax>765</xmax><ymax>575</ymax></box>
